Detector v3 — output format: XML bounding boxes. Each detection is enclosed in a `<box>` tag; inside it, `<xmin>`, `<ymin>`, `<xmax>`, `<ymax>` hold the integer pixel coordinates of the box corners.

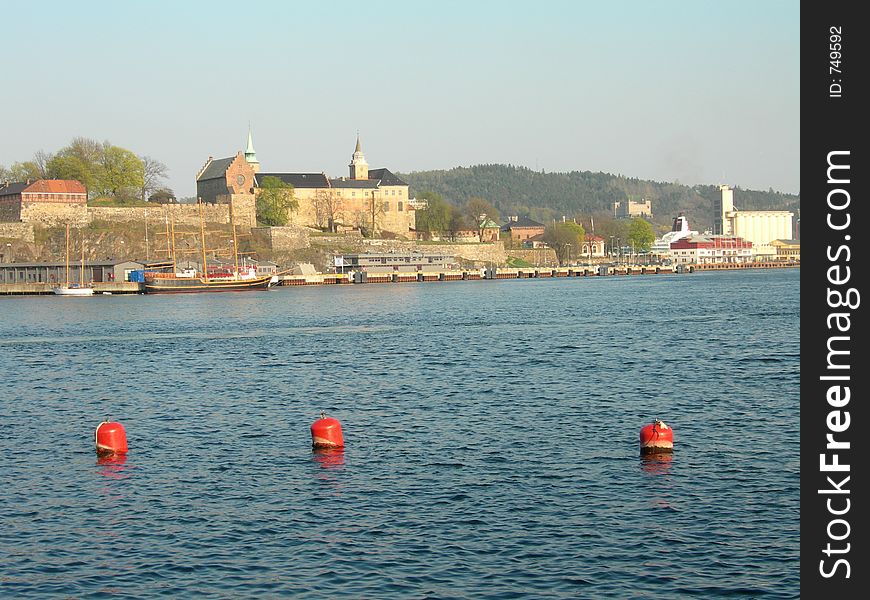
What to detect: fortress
<box><xmin>196</xmin><ymin>132</ymin><xmax>415</xmax><ymax>238</ymax></box>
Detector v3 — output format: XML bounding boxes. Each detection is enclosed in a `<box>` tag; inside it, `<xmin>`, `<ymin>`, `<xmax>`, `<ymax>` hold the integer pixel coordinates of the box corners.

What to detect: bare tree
<box><xmin>366</xmin><ymin>190</ymin><xmax>385</xmax><ymax>237</ymax></box>
<box><xmin>141</xmin><ymin>156</ymin><xmax>169</xmax><ymax>202</ymax></box>
<box><xmin>33</xmin><ymin>150</ymin><xmax>54</xmax><ymax>178</ymax></box>
<box><xmin>313</xmin><ymin>189</ymin><xmax>344</xmax><ymax>232</ymax></box>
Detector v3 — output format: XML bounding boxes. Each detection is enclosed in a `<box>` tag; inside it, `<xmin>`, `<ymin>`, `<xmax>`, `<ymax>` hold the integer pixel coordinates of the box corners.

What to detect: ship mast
<box><xmin>170</xmin><ymin>217</ymin><xmax>177</xmax><ymax>274</ymax></box>
<box><xmin>199</xmin><ymin>202</ymin><xmax>209</xmax><ymax>281</ymax></box>
<box><xmin>64</xmin><ymin>223</ymin><xmax>70</xmax><ymax>286</ymax></box>
<box><xmin>80</xmin><ymin>235</ymin><xmax>86</xmax><ymax>286</ymax></box>
<box><xmin>230</xmin><ymin>201</ymin><xmax>240</xmax><ymax>275</ymax></box>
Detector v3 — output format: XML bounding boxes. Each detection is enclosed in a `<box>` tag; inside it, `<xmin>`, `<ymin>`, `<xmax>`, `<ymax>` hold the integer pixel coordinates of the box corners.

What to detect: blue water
<box><xmin>0</xmin><ymin>269</ymin><xmax>800</xmax><ymax>598</ymax></box>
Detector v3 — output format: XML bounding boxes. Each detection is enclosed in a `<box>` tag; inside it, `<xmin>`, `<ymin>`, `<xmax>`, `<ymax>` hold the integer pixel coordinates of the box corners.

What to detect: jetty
<box><xmin>0</xmin><ymin>261</ymin><xmax>799</xmax><ymax>295</ymax></box>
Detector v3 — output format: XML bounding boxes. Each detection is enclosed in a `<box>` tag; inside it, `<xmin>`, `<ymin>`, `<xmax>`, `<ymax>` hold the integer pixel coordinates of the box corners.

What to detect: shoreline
<box><xmin>0</xmin><ymin>261</ymin><xmax>799</xmax><ymax>296</ymax></box>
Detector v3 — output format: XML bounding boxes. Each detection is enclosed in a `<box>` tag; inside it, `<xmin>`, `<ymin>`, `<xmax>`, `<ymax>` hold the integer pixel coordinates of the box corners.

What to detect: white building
<box><xmin>714</xmin><ymin>185</ymin><xmax>793</xmax><ymax>246</ymax></box>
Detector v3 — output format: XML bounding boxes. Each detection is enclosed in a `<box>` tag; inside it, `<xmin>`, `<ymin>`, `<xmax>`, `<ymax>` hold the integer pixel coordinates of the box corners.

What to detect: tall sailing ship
<box><xmin>52</xmin><ymin>223</ymin><xmax>95</xmax><ymax>296</ymax></box>
<box><xmin>143</xmin><ymin>203</ymin><xmax>278</xmax><ymax>294</ymax></box>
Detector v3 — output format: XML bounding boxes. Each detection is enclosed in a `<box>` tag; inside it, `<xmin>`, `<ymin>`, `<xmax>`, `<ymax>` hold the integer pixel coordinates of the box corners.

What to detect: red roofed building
<box><xmin>0</xmin><ymin>179</ymin><xmax>87</xmax><ymax>222</ymax></box>
<box><xmin>670</xmin><ymin>235</ymin><xmax>753</xmax><ymax>265</ymax></box>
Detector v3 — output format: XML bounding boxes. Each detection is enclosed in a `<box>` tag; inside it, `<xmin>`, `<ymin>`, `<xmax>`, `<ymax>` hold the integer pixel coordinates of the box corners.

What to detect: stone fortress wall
<box><xmin>10</xmin><ymin>196</ymin><xmax>257</xmax><ymax>230</ymax></box>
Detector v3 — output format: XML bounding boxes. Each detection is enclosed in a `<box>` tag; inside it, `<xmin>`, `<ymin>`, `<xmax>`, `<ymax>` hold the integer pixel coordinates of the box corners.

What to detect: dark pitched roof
<box><xmin>368</xmin><ymin>168</ymin><xmax>407</xmax><ymax>186</ymax></box>
<box><xmin>197</xmin><ymin>157</ymin><xmax>235</xmax><ymax>181</ymax></box>
<box><xmin>0</xmin><ymin>182</ymin><xmax>28</xmax><ymax>196</ymax></box>
<box><xmin>257</xmin><ymin>173</ymin><xmax>330</xmax><ymax>188</ymax></box>
<box><xmin>329</xmin><ymin>178</ymin><xmax>379</xmax><ymax>189</ymax></box>
<box><xmin>501</xmin><ymin>216</ymin><xmax>545</xmax><ymax>230</ymax></box>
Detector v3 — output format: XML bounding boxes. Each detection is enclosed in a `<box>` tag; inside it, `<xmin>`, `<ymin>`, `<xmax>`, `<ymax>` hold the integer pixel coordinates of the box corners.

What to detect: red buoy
<box><xmin>639</xmin><ymin>419</ymin><xmax>673</xmax><ymax>454</ymax></box>
<box><xmin>311</xmin><ymin>412</ymin><xmax>344</xmax><ymax>449</ymax></box>
<box><xmin>95</xmin><ymin>420</ymin><xmax>128</xmax><ymax>456</ymax></box>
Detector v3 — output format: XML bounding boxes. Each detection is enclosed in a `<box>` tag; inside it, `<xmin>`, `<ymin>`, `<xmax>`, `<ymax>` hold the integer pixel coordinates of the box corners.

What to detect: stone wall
<box><xmin>0</xmin><ymin>222</ymin><xmax>35</xmax><ymax>242</ymax></box>
<box><xmin>251</xmin><ymin>225</ymin><xmax>311</xmax><ymax>251</ymax></box>
<box><xmin>86</xmin><ymin>200</ymin><xmax>256</xmax><ymax>228</ymax></box>
<box><xmin>0</xmin><ymin>200</ymin><xmax>21</xmax><ymax>222</ymax></box>
<box><xmin>507</xmin><ymin>248</ymin><xmax>558</xmax><ymax>267</ymax></box>
<box><xmin>357</xmin><ymin>239</ymin><xmax>507</xmax><ymax>265</ymax></box>
<box><xmin>11</xmin><ymin>196</ymin><xmax>256</xmax><ymax>230</ymax></box>
<box><xmin>20</xmin><ymin>202</ymin><xmax>89</xmax><ymax>227</ymax></box>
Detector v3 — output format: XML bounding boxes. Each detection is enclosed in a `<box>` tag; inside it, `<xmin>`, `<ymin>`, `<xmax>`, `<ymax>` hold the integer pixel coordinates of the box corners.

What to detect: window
<box><xmin>397</xmin><ymin>202</ymin><xmax>403</xmax><ymax>211</ymax></box>
<box><xmin>383</xmin><ymin>202</ymin><xmax>390</xmax><ymax>212</ymax></box>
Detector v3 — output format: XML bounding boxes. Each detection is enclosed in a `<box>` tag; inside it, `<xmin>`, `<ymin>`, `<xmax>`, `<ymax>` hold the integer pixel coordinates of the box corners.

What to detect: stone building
<box><xmin>0</xmin><ymin>180</ymin><xmax>87</xmax><ymax>223</ymax></box>
<box><xmin>612</xmin><ymin>199</ymin><xmax>652</xmax><ymax>219</ymax></box>
<box><xmin>257</xmin><ymin>135</ymin><xmax>414</xmax><ymax>237</ymax></box>
<box><xmin>199</xmin><ymin>133</ymin><xmax>415</xmax><ymax>238</ymax></box>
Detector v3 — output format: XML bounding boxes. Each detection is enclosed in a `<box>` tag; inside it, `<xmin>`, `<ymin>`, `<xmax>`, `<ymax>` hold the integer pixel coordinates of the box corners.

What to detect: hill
<box><xmin>399</xmin><ymin>164</ymin><xmax>800</xmax><ymax>231</ymax></box>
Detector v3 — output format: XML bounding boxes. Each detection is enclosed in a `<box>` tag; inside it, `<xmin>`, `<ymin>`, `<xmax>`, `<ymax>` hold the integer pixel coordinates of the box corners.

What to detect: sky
<box><xmin>2</xmin><ymin>0</ymin><xmax>799</xmax><ymax>198</ymax></box>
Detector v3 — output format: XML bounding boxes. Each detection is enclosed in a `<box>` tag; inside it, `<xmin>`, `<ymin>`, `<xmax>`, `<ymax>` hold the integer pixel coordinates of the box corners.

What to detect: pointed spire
<box><xmin>244</xmin><ymin>124</ymin><xmax>259</xmax><ymax>172</ymax></box>
<box><xmin>349</xmin><ymin>131</ymin><xmax>368</xmax><ymax>180</ymax></box>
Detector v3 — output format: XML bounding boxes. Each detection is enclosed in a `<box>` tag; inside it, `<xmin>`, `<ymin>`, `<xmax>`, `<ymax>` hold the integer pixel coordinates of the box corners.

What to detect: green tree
<box><xmin>47</xmin><ymin>154</ymin><xmax>93</xmax><ymax>188</ymax></box>
<box><xmin>98</xmin><ymin>145</ymin><xmax>145</xmax><ymax>200</ymax></box>
<box><xmin>464</xmin><ymin>196</ymin><xmax>499</xmax><ymax>240</ymax></box>
<box><xmin>256</xmin><ymin>176</ymin><xmax>297</xmax><ymax>226</ymax></box>
<box><xmin>414</xmin><ymin>191</ymin><xmax>455</xmax><ymax>233</ymax></box>
<box><xmin>597</xmin><ymin>217</ymin><xmax>630</xmax><ymax>255</ymax></box>
<box><xmin>148</xmin><ymin>188</ymin><xmax>177</xmax><ymax>203</ymax></box>
<box><xmin>627</xmin><ymin>217</ymin><xmax>656</xmax><ymax>252</ymax></box>
<box><xmin>46</xmin><ymin>138</ymin><xmax>145</xmax><ymax>201</ymax></box>
<box><xmin>542</xmin><ymin>221</ymin><xmax>585</xmax><ymax>265</ymax></box>
<box><xmin>7</xmin><ymin>161</ymin><xmax>43</xmax><ymax>182</ymax></box>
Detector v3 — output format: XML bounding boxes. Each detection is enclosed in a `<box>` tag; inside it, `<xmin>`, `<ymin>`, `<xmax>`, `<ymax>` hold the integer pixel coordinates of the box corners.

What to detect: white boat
<box><xmin>54</xmin><ymin>284</ymin><xmax>95</xmax><ymax>296</ymax></box>
<box><xmin>650</xmin><ymin>213</ymin><xmax>698</xmax><ymax>255</ymax></box>
<box><xmin>52</xmin><ymin>223</ymin><xmax>95</xmax><ymax>296</ymax></box>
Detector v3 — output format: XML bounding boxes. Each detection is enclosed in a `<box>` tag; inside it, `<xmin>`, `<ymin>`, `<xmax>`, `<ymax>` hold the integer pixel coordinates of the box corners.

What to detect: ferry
<box><xmin>650</xmin><ymin>213</ymin><xmax>698</xmax><ymax>254</ymax></box>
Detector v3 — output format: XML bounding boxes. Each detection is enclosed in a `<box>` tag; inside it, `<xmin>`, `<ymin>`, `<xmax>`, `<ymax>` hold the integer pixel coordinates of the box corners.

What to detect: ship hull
<box><xmin>143</xmin><ymin>275</ymin><xmax>275</xmax><ymax>294</ymax></box>
<box><xmin>52</xmin><ymin>286</ymin><xmax>95</xmax><ymax>296</ymax></box>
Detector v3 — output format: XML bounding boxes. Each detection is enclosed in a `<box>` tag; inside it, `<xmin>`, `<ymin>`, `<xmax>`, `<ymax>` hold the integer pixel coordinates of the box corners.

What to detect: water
<box><xmin>0</xmin><ymin>269</ymin><xmax>800</xmax><ymax>598</ymax></box>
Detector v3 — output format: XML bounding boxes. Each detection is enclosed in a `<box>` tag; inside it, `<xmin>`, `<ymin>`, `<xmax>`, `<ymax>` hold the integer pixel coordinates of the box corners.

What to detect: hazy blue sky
<box><xmin>3</xmin><ymin>0</ymin><xmax>799</xmax><ymax>198</ymax></box>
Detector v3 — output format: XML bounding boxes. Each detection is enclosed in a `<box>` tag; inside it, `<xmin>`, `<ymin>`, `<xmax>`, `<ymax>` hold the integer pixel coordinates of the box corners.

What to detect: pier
<box><xmin>0</xmin><ymin>261</ymin><xmax>798</xmax><ymax>295</ymax></box>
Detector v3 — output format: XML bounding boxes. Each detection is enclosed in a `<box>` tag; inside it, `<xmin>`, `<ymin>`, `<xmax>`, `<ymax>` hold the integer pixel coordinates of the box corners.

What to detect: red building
<box><xmin>0</xmin><ymin>179</ymin><xmax>87</xmax><ymax>221</ymax></box>
<box><xmin>670</xmin><ymin>235</ymin><xmax>753</xmax><ymax>264</ymax></box>
<box><xmin>501</xmin><ymin>216</ymin><xmax>545</xmax><ymax>242</ymax></box>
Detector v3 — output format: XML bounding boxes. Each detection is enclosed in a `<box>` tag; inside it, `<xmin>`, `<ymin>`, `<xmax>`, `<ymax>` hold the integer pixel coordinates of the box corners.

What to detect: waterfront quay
<box><xmin>0</xmin><ymin>260</ymin><xmax>798</xmax><ymax>295</ymax></box>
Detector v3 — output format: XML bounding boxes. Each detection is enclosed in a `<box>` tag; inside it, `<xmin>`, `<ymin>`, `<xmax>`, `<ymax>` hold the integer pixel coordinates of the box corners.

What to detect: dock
<box><xmin>0</xmin><ymin>261</ymin><xmax>798</xmax><ymax>295</ymax></box>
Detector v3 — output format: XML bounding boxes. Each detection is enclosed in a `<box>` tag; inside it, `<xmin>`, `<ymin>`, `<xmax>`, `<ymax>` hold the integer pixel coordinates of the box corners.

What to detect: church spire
<box><xmin>349</xmin><ymin>131</ymin><xmax>368</xmax><ymax>180</ymax></box>
<box><xmin>244</xmin><ymin>124</ymin><xmax>260</xmax><ymax>173</ymax></box>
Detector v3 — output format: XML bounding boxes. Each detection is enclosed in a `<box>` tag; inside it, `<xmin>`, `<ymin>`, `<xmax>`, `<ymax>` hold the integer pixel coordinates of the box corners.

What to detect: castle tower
<box><xmin>348</xmin><ymin>133</ymin><xmax>368</xmax><ymax>180</ymax></box>
<box><xmin>244</xmin><ymin>126</ymin><xmax>260</xmax><ymax>173</ymax></box>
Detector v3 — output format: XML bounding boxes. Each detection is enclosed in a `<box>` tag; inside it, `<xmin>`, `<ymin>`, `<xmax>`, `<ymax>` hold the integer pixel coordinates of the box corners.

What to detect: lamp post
<box><xmin>609</xmin><ymin>236</ymin><xmax>615</xmax><ymax>262</ymax></box>
<box><xmin>565</xmin><ymin>243</ymin><xmax>571</xmax><ymax>267</ymax></box>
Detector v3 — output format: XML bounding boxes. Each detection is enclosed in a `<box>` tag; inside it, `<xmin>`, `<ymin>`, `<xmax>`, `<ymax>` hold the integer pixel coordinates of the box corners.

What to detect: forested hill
<box><xmin>398</xmin><ymin>164</ymin><xmax>800</xmax><ymax>231</ymax></box>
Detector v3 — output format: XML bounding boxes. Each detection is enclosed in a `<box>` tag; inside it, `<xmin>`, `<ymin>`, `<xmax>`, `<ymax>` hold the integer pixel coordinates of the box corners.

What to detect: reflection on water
<box><xmin>312</xmin><ymin>448</ymin><xmax>345</xmax><ymax>470</ymax></box>
<box><xmin>640</xmin><ymin>452</ymin><xmax>673</xmax><ymax>476</ymax></box>
<box><xmin>96</xmin><ymin>453</ymin><xmax>131</xmax><ymax>479</ymax></box>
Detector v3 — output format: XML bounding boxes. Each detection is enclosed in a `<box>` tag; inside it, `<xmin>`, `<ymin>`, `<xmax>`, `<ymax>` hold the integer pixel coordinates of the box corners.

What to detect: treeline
<box><xmin>0</xmin><ymin>137</ymin><xmax>171</xmax><ymax>202</ymax></box>
<box><xmin>399</xmin><ymin>164</ymin><xmax>800</xmax><ymax>231</ymax></box>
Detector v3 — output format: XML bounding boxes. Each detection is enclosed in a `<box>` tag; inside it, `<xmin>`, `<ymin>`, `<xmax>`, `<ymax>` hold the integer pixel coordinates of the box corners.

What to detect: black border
<box><xmin>802</xmin><ymin>4</ymin><xmax>866</xmax><ymax>596</ymax></box>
